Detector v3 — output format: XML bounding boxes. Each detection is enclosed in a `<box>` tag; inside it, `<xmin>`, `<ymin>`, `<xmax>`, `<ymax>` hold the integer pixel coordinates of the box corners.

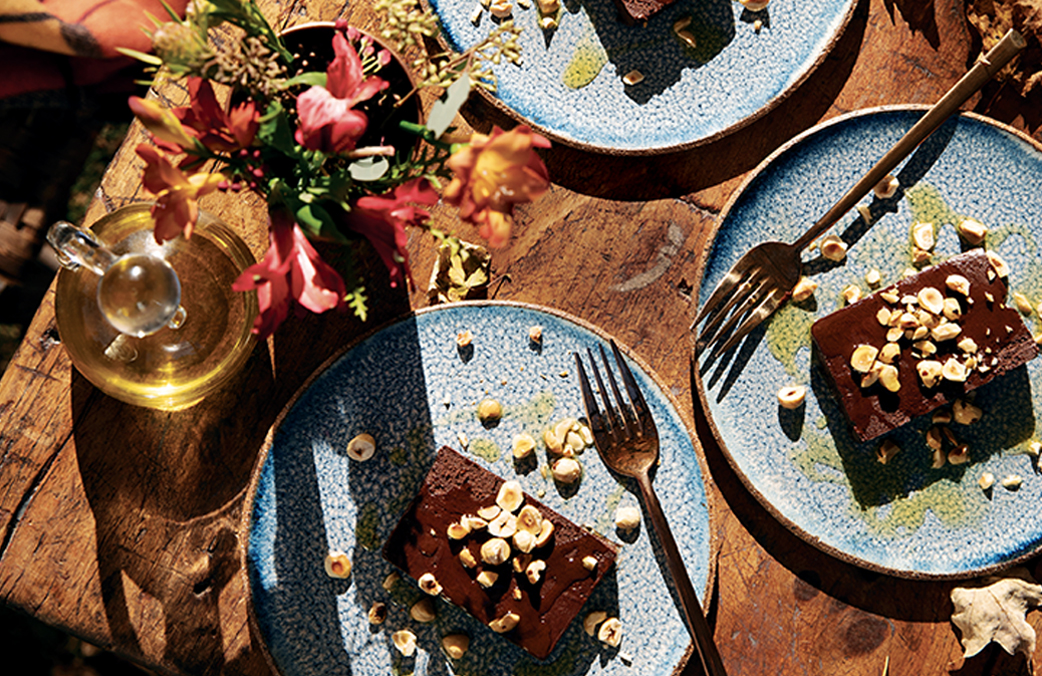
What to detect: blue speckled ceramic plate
<box><xmin>244</xmin><ymin>301</ymin><xmax>713</xmax><ymax>675</ymax></box>
<box><xmin>696</xmin><ymin>108</ymin><xmax>1042</xmax><ymax>579</ymax></box>
<box><xmin>429</xmin><ymin>0</ymin><xmax>855</xmax><ymax>153</ymax></box>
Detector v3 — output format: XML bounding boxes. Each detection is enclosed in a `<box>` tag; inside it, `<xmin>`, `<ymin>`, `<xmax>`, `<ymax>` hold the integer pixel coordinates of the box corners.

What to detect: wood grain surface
<box><xmin>2</xmin><ymin>0</ymin><xmax>1041</xmax><ymax>674</ymax></box>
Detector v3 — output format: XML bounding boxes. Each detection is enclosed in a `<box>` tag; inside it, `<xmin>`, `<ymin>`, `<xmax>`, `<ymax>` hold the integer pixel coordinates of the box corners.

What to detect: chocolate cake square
<box><xmin>383</xmin><ymin>447</ymin><xmax>617</xmax><ymax>659</ymax></box>
<box><xmin>811</xmin><ymin>249</ymin><xmax>1038</xmax><ymax>442</ymax></box>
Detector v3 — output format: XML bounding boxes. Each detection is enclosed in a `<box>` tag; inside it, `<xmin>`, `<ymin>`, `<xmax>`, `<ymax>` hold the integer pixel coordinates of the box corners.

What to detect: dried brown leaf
<box><xmin>951</xmin><ymin>568</ymin><xmax>1042</xmax><ymax>672</ymax></box>
<box><xmin>966</xmin><ymin>0</ymin><xmax>1042</xmax><ymax>96</ymax></box>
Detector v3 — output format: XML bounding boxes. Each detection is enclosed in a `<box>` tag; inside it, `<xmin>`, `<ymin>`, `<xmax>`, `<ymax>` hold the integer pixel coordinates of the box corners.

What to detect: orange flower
<box><xmin>136</xmin><ymin>144</ymin><xmax>225</xmax><ymax>242</ymax></box>
<box><xmin>443</xmin><ymin>125</ymin><xmax>550</xmax><ymax>247</ymax></box>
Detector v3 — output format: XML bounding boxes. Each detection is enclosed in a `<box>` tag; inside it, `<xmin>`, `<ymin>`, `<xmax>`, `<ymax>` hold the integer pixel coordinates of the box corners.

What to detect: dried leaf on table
<box><xmin>950</xmin><ymin>568</ymin><xmax>1042</xmax><ymax>671</ymax></box>
<box><xmin>966</xmin><ymin>0</ymin><xmax>1042</xmax><ymax>96</ymax></box>
<box><xmin>427</xmin><ymin>238</ymin><xmax>491</xmax><ymax>304</ymax></box>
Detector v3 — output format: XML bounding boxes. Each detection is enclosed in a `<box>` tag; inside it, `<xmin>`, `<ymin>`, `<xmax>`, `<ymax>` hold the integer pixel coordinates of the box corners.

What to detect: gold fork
<box><xmin>692</xmin><ymin>29</ymin><xmax>1025</xmax><ymax>363</ymax></box>
<box><xmin>575</xmin><ymin>341</ymin><xmax>727</xmax><ymax>676</ymax></box>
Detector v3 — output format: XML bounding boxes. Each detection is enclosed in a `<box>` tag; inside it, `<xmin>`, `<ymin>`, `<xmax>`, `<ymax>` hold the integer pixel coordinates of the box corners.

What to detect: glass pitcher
<box><xmin>49</xmin><ymin>203</ymin><xmax>258</xmax><ymax>410</ymax></box>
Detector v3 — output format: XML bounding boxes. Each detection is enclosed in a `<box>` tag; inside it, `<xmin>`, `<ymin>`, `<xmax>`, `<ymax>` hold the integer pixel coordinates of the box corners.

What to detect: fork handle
<box><xmin>791</xmin><ymin>28</ymin><xmax>1026</xmax><ymax>252</ymax></box>
<box><xmin>636</xmin><ymin>471</ymin><xmax>728</xmax><ymax>676</ymax></box>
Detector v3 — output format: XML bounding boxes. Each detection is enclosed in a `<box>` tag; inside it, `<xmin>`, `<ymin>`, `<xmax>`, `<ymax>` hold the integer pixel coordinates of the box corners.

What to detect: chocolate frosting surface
<box><xmin>811</xmin><ymin>249</ymin><xmax>1038</xmax><ymax>442</ymax></box>
<box><xmin>383</xmin><ymin>447</ymin><xmax>618</xmax><ymax>659</ymax></box>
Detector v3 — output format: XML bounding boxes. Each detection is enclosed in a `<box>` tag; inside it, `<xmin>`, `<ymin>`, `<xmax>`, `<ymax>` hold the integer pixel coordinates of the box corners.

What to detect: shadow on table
<box><xmin>66</xmin><ymin>241</ymin><xmax>413</xmax><ymax>674</ymax></box>
<box><xmin>687</xmin><ymin>357</ymin><xmax>954</xmax><ymax>627</ymax></box>
<box><xmin>568</xmin><ymin>0</ymin><xmax>735</xmax><ymax>105</ymax></box>
<box><xmin>461</xmin><ymin>0</ymin><xmax>869</xmax><ymax>200</ymax></box>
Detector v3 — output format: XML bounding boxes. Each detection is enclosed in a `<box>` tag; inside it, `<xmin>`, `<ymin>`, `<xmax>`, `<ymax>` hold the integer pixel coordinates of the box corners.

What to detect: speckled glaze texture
<box><xmin>429</xmin><ymin>0</ymin><xmax>855</xmax><ymax>152</ymax></box>
<box><xmin>696</xmin><ymin>108</ymin><xmax>1042</xmax><ymax>579</ymax></box>
<box><xmin>245</xmin><ymin>302</ymin><xmax>711</xmax><ymax>675</ymax></box>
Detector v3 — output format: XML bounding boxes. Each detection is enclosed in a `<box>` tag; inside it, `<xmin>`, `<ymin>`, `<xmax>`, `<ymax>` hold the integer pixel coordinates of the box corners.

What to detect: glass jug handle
<box><xmin>47</xmin><ymin>221</ymin><xmax>118</xmax><ymax>275</ymax></box>
<box><xmin>46</xmin><ymin>221</ymin><xmax>186</xmax><ymax>338</ymax></box>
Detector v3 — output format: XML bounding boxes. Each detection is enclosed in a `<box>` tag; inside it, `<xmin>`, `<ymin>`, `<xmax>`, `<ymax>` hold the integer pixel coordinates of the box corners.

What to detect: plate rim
<box><xmin>691</xmin><ymin>105</ymin><xmax>1042</xmax><ymax>581</ymax></box>
<box><xmin>423</xmin><ymin>0</ymin><xmax>858</xmax><ymax>156</ymax></box>
<box><xmin>239</xmin><ymin>299</ymin><xmax>719</xmax><ymax>676</ymax></box>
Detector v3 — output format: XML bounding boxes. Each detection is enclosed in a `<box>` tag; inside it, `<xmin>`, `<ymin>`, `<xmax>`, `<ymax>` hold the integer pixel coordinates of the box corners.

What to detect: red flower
<box><xmin>443</xmin><ymin>125</ymin><xmax>551</xmax><ymax>247</ymax></box>
<box><xmin>294</xmin><ymin>32</ymin><xmax>388</xmax><ymax>154</ymax></box>
<box><xmin>232</xmin><ymin>209</ymin><xmax>346</xmax><ymax>338</ymax></box>
<box><xmin>345</xmin><ymin>178</ymin><xmax>439</xmax><ymax>289</ymax></box>
<box><xmin>136</xmin><ymin>144</ymin><xmax>225</xmax><ymax>242</ymax></box>
<box><xmin>174</xmin><ymin>77</ymin><xmax>260</xmax><ymax>153</ymax></box>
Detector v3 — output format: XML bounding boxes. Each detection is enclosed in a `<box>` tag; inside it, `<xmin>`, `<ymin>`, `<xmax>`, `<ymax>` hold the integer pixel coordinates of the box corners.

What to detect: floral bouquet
<box><xmin>122</xmin><ymin>0</ymin><xmax>550</xmax><ymax>337</ymax></box>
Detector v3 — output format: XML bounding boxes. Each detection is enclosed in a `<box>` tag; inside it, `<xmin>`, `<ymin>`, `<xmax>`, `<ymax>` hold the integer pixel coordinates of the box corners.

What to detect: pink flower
<box><xmin>174</xmin><ymin>77</ymin><xmax>260</xmax><ymax>153</ymax></box>
<box><xmin>128</xmin><ymin>96</ymin><xmax>197</xmax><ymax>150</ymax></box>
<box><xmin>136</xmin><ymin>144</ymin><xmax>225</xmax><ymax>242</ymax></box>
<box><xmin>443</xmin><ymin>126</ymin><xmax>551</xmax><ymax>247</ymax></box>
<box><xmin>344</xmin><ymin>178</ymin><xmax>439</xmax><ymax>288</ymax></box>
<box><xmin>232</xmin><ymin>209</ymin><xmax>346</xmax><ymax>338</ymax></box>
<box><xmin>294</xmin><ymin>32</ymin><xmax>388</xmax><ymax>154</ymax></box>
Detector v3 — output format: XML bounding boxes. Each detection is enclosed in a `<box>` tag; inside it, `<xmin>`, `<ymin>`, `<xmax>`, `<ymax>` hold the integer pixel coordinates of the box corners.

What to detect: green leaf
<box><xmin>282</xmin><ymin>72</ymin><xmax>328</xmax><ymax>89</ymax></box>
<box><xmin>295</xmin><ymin>203</ymin><xmax>348</xmax><ymax>244</ymax></box>
<box><xmin>346</xmin><ymin>287</ymin><xmax>369</xmax><ymax>322</ymax></box>
<box><xmin>426</xmin><ymin>75</ymin><xmax>472</xmax><ymax>139</ymax></box>
<box><xmin>115</xmin><ymin>47</ymin><xmax>163</xmax><ymax>65</ymax></box>
<box><xmin>349</xmin><ymin>156</ymin><xmax>390</xmax><ymax>181</ymax></box>
<box><xmin>258</xmin><ymin>100</ymin><xmax>296</xmax><ymax>155</ymax></box>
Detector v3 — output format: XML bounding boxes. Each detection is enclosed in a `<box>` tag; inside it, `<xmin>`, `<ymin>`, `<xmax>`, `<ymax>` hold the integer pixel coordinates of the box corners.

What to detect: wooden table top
<box><xmin>2</xmin><ymin>0</ymin><xmax>1041</xmax><ymax>674</ymax></box>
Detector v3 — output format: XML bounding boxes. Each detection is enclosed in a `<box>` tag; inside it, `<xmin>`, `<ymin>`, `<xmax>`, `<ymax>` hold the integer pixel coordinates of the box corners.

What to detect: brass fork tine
<box><xmin>586</xmin><ymin>348</ymin><xmax>623</xmax><ymax>445</ymax></box>
<box><xmin>696</xmin><ymin>281</ymin><xmax>765</xmax><ymax>354</ymax></box>
<box><xmin>574</xmin><ymin>353</ymin><xmax>610</xmax><ymax>449</ymax></box>
<box><xmin>610</xmin><ymin>339</ymin><xmax>651</xmax><ymax>437</ymax></box>
<box><xmin>696</xmin><ymin>271</ymin><xmax>769</xmax><ymax>351</ymax></box>
<box><xmin>691</xmin><ymin>266</ymin><xmax>743</xmax><ymax>328</ymax></box>
<box><xmin>705</xmin><ymin>289</ymin><xmax>785</xmax><ymax>362</ymax></box>
<box><xmin>598</xmin><ymin>344</ymin><xmax>636</xmax><ymax>439</ymax></box>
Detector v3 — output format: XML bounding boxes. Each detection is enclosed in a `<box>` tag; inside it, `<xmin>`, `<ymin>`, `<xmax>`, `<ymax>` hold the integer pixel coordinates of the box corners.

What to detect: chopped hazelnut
<box><xmin>489</xmin><ymin>612</ymin><xmax>521</xmax><ymax>633</ymax></box>
<box><xmin>986</xmin><ymin>251</ymin><xmax>1010</xmax><ymax>278</ymax></box>
<box><xmin>874</xmin><ymin>175</ymin><xmax>899</xmax><ymax>199</ymax></box>
<box><xmin>1013</xmin><ymin>292</ymin><xmax>1034</xmax><ymax>316</ymax></box>
<box><xmin>488</xmin><ymin>510</ymin><xmax>518</xmax><ymax>538</ymax></box>
<box><xmin>418</xmin><ymin>572</ymin><xmax>442</xmax><ymax>596</ymax></box>
<box><xmin>324</xmin><ymin>551</ymin><xmax>352</xmax><ymax>579</ymax></box>
<box><xmin>496</xmin><ymin>480</ymin><xmax>524</xmax><ymax>513</ymax></box>
<box><xmin>876</xmin><ymin>439</ymin><xmax>901</xmax><ymax>464</ymax></box>
<box><xmin>850</xmin><ymin>344</ymin><xmax>879</xmax><ymax>373</ymax></box>
<box><xmin>912</xmin><ymin>222</ymin><xmax>936</xmax><ymax>251</ymax></box>
<box><xmin>442</xmin><ymin>634</ymin><xmax>470</xmax><ymax>659</ymax></box>
<box><xmin>842</xmin><ymin>284</ymin><xmax>862</xmax><ymax>305</ymax></box>
<box><xmin>410</xmin><ymin>597</ymin><xmax>436</xmax><ymax>623</ymax></box>
<box><xmin>459</xmin><ymin>548</ymin><xmax>478</xmax><ymax>568</ymax></box>
<box><xmin>865</xmin><ymin>269</ymin><xmax>883</xmax><ymax>288</ymax></box>
<box><xmin>820</xmin><ymin>234</ymin><xmax>847</xmax><ymax>261</ymax></box>
<box><xmin>1002</xmin><ymin>474</ymin><xmax>1023</xmax><ymax>490</ymax></box>
<box><xmin>525</xmin><ymin>559</ymin><xmax>546</xmax><ymax>584</ymax></box>
<box><xmin>952</xmin><ymin>399</ymin><xmax>983</xmax><ymax>425</ymax></box>
<box><xmin>456</xmin><ymin>330</ymin><xmax>473</xmax><ymax>347</ymax></box>
<box><xmin>598</xmin><ymin>617</ymin><xmax>623</xmax><ymax>647</ymax></box>
<box><xmin>957</xmin><ymin>218</ymin><xmax>988</xmax><ymax>245</ymax></box>
<box><xmin>392</xmin><ymin>630</ymin><xmax>417</xmax><ymax>656</ymax></box>
<box><xmin>346</xmin><ymin>433</ymin><xmax>377</xmax><ymax>461</ymax></box>
<box><xmin>584</xmin><ymin>610</ymin><xmax>607</xmax><ymax>636</ymax></box>
<box><xmin>476</xmin><ymin>570</ymin><xmax>499</xmax><ymax>588</ymax></box>
<box><xmin>777</xmin><ymin>385</ymin><xmax>806</xmax><ymax>409</ymax></box>
<box><xmin>791</xmin><ymin>276</ymin><xmax>818</xmax><ymax>302</ymax></box>
<box><xmin>480</xmin><ymin>538</ymin><xmax>511</xmax><ymax>565</ymax></box>
<box><xmin>551</xmin><ymin>457</ymin><xmax>582</xmax><ymax>483</ymax></box>
<box><xmin>478</xmin><ymin>398</ymin><xmax>503</xmax><ymax>423</ymax></box>
<box><xmin>512</xmin><ymin>433</ymin><xmax>537</xmax><ymax>459</ymax></box>
<box><xmin>979</xmin><ymin>472</ymin><xmax>995</xmax><ymax>491</ymax></box>
<box><xmin>917</xmin><ymin>360</ymin><xmax>943</xmax><ymax>388</ymax></box>
<box><xmin>917</xmin><ymin>287</ymin><xmax>944</xmax><ymax>315</ymax></box>
<box><xmin>368</xmin><ymin>602</ymin><xmax>387</xmax><ymax>624</ymax></box>
<box><xmin>614</xmin><ymin>505</ymin><xmax>642</xmax><ymax>531</ymax></box>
